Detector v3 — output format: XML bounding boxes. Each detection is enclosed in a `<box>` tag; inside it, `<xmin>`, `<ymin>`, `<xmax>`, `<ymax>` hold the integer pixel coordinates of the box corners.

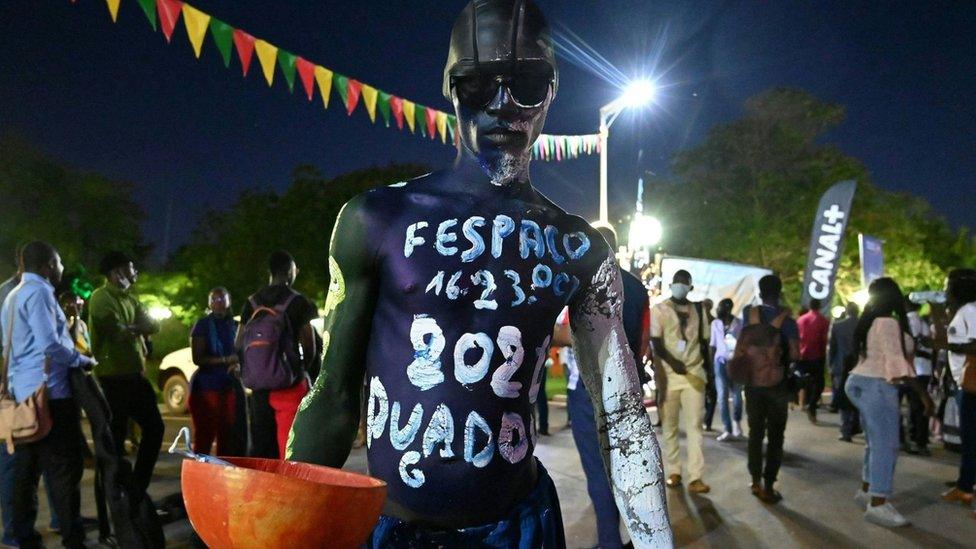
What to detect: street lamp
<box><xmin>597</xmin><ymin>79</ymin><xmax>657</xmax><ymax>226</ymax></box>
<box><xmin>628</xmin><ymin>213</ymin><xmax>663</xmax><ymax>250</ymax></box>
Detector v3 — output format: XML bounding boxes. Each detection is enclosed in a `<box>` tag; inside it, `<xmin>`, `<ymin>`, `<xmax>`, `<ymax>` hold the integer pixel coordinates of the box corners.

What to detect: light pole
<box><xmin>595</xmin><ymin>80</ymin><xmax>657</xmax><ymax>228</ymax></box>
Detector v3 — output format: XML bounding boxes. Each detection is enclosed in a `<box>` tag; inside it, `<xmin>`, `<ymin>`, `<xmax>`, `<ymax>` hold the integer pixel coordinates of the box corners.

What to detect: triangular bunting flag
<box><xmin>156</xmin><ymin>0</ymin><xmax>183</xmax><ymax>43</ymax></box>
<box><xmin>334</xmin><ymin>74</ymin><xmax>349</xmax><ymax>107</ymax></box>
<box><xmin>377</xmin><ymin>92</ymin><xmax>392</xmax><ymax>127</ymax></box>
<box><xmin>181</xmin><ymin>4</ymin><xmax>210</xmax><ymax>58</ymax></box>
<box><xmin>209</xmin><ymin>18</ymin><xmax>233</xmax><ymax>67</ymax></box>
<box><xmin>105</xmin><ymin>0</ymin><xmax>121</xmax><ymax>22</ymax></box>
<box><xmin>136</xmin><ymin>0</ymin><xmax>157</xmax><ymax>29</ymax></box>
<box><xmin>361</xmin><ymin>85</ymin><xmax>378</xmax><ymax>122</ymax></box>
<box><xmin>390</xmin><ymin>96</ymin><xmax>404</xmax><ymax>130</ymax></box>
<box><xmin>415</xmin><ymin>105</ymin><xmax>427</xmax><ymax>137</ymax></box>
<box><xmin>436</xmin><ymin>111</ymin><xmax>448</xmax><ymax>143</ymax></box>
<box><xmin>277</xmin><ymin>50</ymin><xmax>297</xmax><ymax>92</ymax></box>
<box><xmin>295</xmin><ymin>57</ymin><xmax>315</xmax><ymax>100</ymax></box>
<box><xmin>345</xmin><ymin>79</ymin><xmax>363</xmax><ymax>115</ymax></box>
<box><xmin>447</xmin><ymin>115</ymin><xmax>457</xmax><ymax>143</ymax></box>
<box><xmin>402</xmin><ymin>100</ymin><xmax>416</xmax><ymax>133</ymax></box>
<box><xmin>425</xmin><ymin>108</ymin><xmax>438</xmax><ymax>140</ymax></box>
<box><xmin>232</xmin><ymin>29</ymin><xmax>256</xmax><ymax>76</ymax></box>
<box><xmin>253</xmin><ymin>39</ymin><xmax>278</xmax><ymax>87</ymax></box>
<box><xmin>313</xmin><ymin>66</ymin><xmax>333</xmax><ymax>108</ymax></box>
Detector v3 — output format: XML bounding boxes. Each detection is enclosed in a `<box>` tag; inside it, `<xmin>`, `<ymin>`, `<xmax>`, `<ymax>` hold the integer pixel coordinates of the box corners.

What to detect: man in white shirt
<box><xmin>940</xmin><ymin>268</ymin><xmax>976</xmax><ymax>510</ymax></box>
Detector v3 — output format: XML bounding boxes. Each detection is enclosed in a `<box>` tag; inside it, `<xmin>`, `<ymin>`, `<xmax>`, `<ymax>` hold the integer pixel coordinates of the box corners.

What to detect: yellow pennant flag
<box><xmin>402</xmin><ymin>100</ymin><xmax>416</xmax><ymax>133</ymax></box>
<box><xmin>105</xmin><ymin>0</ymin><xmax>120</xmax><ymax>22</ymax></box>
<box><xmin>313</xmin><ymin>66</ymin><xmax>333</xmax><ymax>108</ymax></box>
<box><xmin>181</xmin><ymin>5</ymin><xmax>211</xmax><ymax>59</ymax></box>
<box><xmin>254</xmin><ymin>40</ymin><xmax>278</xmax><ymax>87</ymax></box>
<box><xmin>436</xmin><ymin>111</ymin><xmax>448</xmax><ymax>143</ymax></box>
<box><xmin>361</xmin><ymin>85</ymin><xmax>378</xmax><ymax>123</ymax></box>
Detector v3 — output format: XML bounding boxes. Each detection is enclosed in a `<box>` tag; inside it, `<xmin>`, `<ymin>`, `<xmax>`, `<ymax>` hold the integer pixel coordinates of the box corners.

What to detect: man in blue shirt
<box><xmin>0</xmin><ymin>241</ymin><xmax>95</xmax><ymax>548</ymax></box>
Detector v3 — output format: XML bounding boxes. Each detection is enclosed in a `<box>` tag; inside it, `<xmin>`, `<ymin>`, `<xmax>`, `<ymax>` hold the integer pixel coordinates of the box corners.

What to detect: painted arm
<box><xmin>568</xmin><ymin>252</ymin><xmax>673</xmax><ymax>548</ymax></box>
<box><xmin>286</xmin><ymin>196</ymin><xmax>378</xmax><ymax>466</ymax></box>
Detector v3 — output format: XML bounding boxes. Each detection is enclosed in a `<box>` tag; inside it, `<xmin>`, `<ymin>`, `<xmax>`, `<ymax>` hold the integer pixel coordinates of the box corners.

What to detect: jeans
<box><xmin>567</xmin><ymin>381</ymin><xmax>622</xmax><ymax>548</ymax></box>
<box><xmin>12</xmin><ymin>399</ymin><xmax>85</xmax><ymax>548</ymax></box>
<box><xmin>957</xmin><ymin>391</ymin><xmax>976</xmax><ymax>493</ymax></box>
<box><xmin>368</xmin><ymin>459</ymin><xmax>565</xmax><ymax>548</ymax></box>
<box><xmin>97</xmin><ymin>373</ymin><xmax>165</xmax><ymax>495</ymax></box>
<box><xmin>846</xmin><ymin>374</ymin><xmax>900</xmax><ymax>498</ymax></box>
<box><xmin>745</xmin><ymin>385</ymin><xmax>790</xmax><ymax>485</ymax></box>
<box><xmin>714</xmin><ymin>357</ymin><xmax>743</xmax><ymax>433</ymax></box>
<box><xmin>661</xmin><ymin>386</ymin><xmax>705</xmax><ymax>481</ymax></box>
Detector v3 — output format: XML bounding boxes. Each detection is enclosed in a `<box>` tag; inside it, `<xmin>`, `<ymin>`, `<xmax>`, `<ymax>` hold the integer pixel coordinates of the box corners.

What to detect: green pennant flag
<box><xmin>447</xmin><ymin>115</ymin><xmax>457</xmax><ymax>142</ymax></box>
<box><xmin>209</xmin><ymin>18</ymin><xmax>234</xmax><ymax>68</ymax></box>
<box><xmin>136</xmin><ymin>0</ymin><xmax>156</xmax><ymax>30</ymax></box>
<box><xmin>377</xmin><ymin>91</ymin><xmax>392</xmax><ymax>127</ymax></box>
<box><xmin>415</xmin><ymin>105</ymin><xmax>427</xmax><ymax>137</ymax></box>
<box><xmin>334</xmin><ymin>73</ymin><xmax>349</xmax><ymax>107</ymax></box>
<box><xmin>277</xmin><ymin>50</ymin><xmax>297</xmax><ymax>92</ymax></box>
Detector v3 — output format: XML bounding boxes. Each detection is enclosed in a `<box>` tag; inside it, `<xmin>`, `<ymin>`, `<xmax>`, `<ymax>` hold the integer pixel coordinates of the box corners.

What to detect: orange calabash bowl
<box><xmin>182</xmin><ymin>457</ymin><xmax>387</xmax><ymax>549</ymax></box>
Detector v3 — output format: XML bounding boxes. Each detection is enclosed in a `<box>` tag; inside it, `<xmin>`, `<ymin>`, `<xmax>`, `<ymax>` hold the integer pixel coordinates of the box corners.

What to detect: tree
<box><xmin>0</xmin><ymin>134</ymin><xmax>148</xmax><ymax>276</ymax></box>
<box><xmin>647</xmin><ymin>88</ymin><xmax>972</xmax><ymax>305</ymax></box>
<box><xmin>170</xmin><ymin>163</ymin><xmax>428</xmax><ymax>319</ymax></box>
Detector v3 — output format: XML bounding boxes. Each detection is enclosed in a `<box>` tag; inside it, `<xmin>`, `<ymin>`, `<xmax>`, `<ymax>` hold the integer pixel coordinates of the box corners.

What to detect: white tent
<box><xmin>658</xmin><ymin>255</ymin><xmax>773</xmax><ymax>316</ymax></box>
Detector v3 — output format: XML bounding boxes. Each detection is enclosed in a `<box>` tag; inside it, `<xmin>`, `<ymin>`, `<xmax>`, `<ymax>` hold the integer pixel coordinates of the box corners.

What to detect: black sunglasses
<box><xmin>451</xmin><ymin>72</ymin><xmax>553</xmax><ymax>110</ymax></box>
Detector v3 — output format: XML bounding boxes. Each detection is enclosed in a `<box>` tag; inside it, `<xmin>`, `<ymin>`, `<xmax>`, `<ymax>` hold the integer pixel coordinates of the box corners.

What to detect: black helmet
<box><xmin>442</xmin><ymin>0</ymin><xmax>558</xmax><ymax>101</ymax></box>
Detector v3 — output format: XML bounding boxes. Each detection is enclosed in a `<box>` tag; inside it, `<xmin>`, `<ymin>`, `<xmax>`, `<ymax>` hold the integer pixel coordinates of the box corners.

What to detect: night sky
<box><xmin>2</xmin><ymin>1</ymin><xmax>973</xmax><ymax>261</ymax></box>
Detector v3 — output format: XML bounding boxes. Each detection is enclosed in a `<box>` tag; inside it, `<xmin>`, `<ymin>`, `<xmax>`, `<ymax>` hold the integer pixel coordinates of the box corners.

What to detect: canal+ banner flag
<box><xmin>801</xmin><ymin>180</ymin><xmax>857</xmax><ymax>309</ymax></box>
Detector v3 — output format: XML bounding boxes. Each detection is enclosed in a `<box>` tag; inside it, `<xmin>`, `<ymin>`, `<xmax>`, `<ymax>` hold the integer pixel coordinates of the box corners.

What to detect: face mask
<box><xmin>671</xmin><ymin>283</ymin><xmax>690</xmax><ymax>300</ymax></box>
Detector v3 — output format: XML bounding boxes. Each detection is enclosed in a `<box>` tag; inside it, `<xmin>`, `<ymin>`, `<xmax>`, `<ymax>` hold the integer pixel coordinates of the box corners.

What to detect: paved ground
<box><xmin>25</xmin><ymin>403</ymin><xmax>975</xmax><ymax>548</ymax></box>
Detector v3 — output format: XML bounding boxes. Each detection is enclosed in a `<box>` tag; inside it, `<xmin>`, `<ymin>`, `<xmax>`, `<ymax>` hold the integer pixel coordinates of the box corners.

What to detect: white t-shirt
<box><xmin>907</xmin><ymin>311</ymin><xmax>932</xmax><ymax>376</ymax></box>
<box><xmin>948</xmin><ymin>302</ymin><xmax>976</xmax><ymax>385</ymax></box>
<box><xmin>709</xmin><ymin>317</ymin><xmax>742</xmax><ymax>361</ymax></box>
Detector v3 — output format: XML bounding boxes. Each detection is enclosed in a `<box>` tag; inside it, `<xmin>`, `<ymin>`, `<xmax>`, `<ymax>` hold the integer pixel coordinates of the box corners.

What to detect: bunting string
<box><xmin>85</xmin><ymin>0</ymin><xmax>599</xmax><ymax>161</ymax></box>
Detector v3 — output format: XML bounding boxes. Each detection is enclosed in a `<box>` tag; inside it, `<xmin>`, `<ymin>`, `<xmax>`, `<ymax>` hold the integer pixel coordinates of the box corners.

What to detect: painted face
<box><xmin>452</xmin><ymin>72</ymin><xmax>552</xmax><ymax>182</ymax></box>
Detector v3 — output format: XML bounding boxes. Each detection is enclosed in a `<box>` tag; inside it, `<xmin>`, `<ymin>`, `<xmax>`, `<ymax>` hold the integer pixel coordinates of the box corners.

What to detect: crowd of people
<box><xmin>0</xmin><ymin>244</ymin><xmax>319</xmax><ymax>547</ymax></box>
<box><xmin>0</xmin><ymin>236</ymin><xmax>973</xmax><ymax>546</ymax></box>
<box><xmin>630</xmin><ymin>268</ymin><xmax>976</xmax><ymax>530</ymax></box>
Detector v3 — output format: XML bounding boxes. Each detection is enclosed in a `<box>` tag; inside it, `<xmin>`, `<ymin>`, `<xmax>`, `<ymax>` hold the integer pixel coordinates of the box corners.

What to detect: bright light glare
<box><xmin>621</xmin><ymin>80</ymin><xmax>656</xmax><ymax>107</ymax></box>
<box><xmin>851</xmin><ymin>289</ymin><xmax>870</xmax><ymax>310</ymax></box>
<box><xmin>831</xmin><ymin>305</ymin><xmax>846</xmax><ymax>319</ymax></box>
<box><xmin>148</xmin><ymin>306</ymin><xmax>173</xmax><ymax>321</ymax></box>
<box><xmin>628</xmin><ymin>214</ymin><xmax>663</xmax><ymax>249</ymax></box>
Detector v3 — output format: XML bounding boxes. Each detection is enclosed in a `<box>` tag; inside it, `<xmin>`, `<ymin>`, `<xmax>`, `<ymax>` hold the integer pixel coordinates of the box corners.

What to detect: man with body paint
<box><xmin>286</xmin><ymin>1</ymin><xmax>672</xmax><ymax>547</ymax></box>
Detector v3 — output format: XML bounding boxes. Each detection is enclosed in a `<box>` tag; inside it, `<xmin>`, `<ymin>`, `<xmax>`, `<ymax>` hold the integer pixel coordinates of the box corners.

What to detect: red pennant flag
<box><xmin>232</xmin><ymin>29</ymin><xmax>256</xmax><ymax>77</ymax></box>
<box><xmin>155</xmin><ymin>0</ymin><xmax>183</xmax><ymax>43</ymax></box>
<box><xmin>390</xmin><ymin>96</ymin><xmax>404</xmax><ymax>130</ymax></box>
<box><xmin>345</xmin><ymin>79</ymin><xmax>363</xmax><ymax>116</ymax></box>
<box><xmin>425</xmin><ymin>109</ymin><xmax>438</xmax><ymax>140</ymax></box>
<box><xmin>295</xmin><ymin>57</ymin><xmax>315</xmax><ymax>101</ymax></box>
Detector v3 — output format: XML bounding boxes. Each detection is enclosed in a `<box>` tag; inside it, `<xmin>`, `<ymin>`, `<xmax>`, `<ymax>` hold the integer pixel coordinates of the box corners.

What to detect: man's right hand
<box><xmin>667</xmin><ymin>357</ymin><xmax>688</xmax><ymax>375</ymax></box>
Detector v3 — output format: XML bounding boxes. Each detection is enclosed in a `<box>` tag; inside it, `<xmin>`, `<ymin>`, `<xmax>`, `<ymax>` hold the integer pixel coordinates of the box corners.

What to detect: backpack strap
<box><xmin>747</xmin><ymin>305</ymin><xmax>762</xmax><ymax>326</ymax></box>
<box><xmin>274</xmin><ymin>290</ymin><xmax>300</xmax><ymax>314</ymax></box>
